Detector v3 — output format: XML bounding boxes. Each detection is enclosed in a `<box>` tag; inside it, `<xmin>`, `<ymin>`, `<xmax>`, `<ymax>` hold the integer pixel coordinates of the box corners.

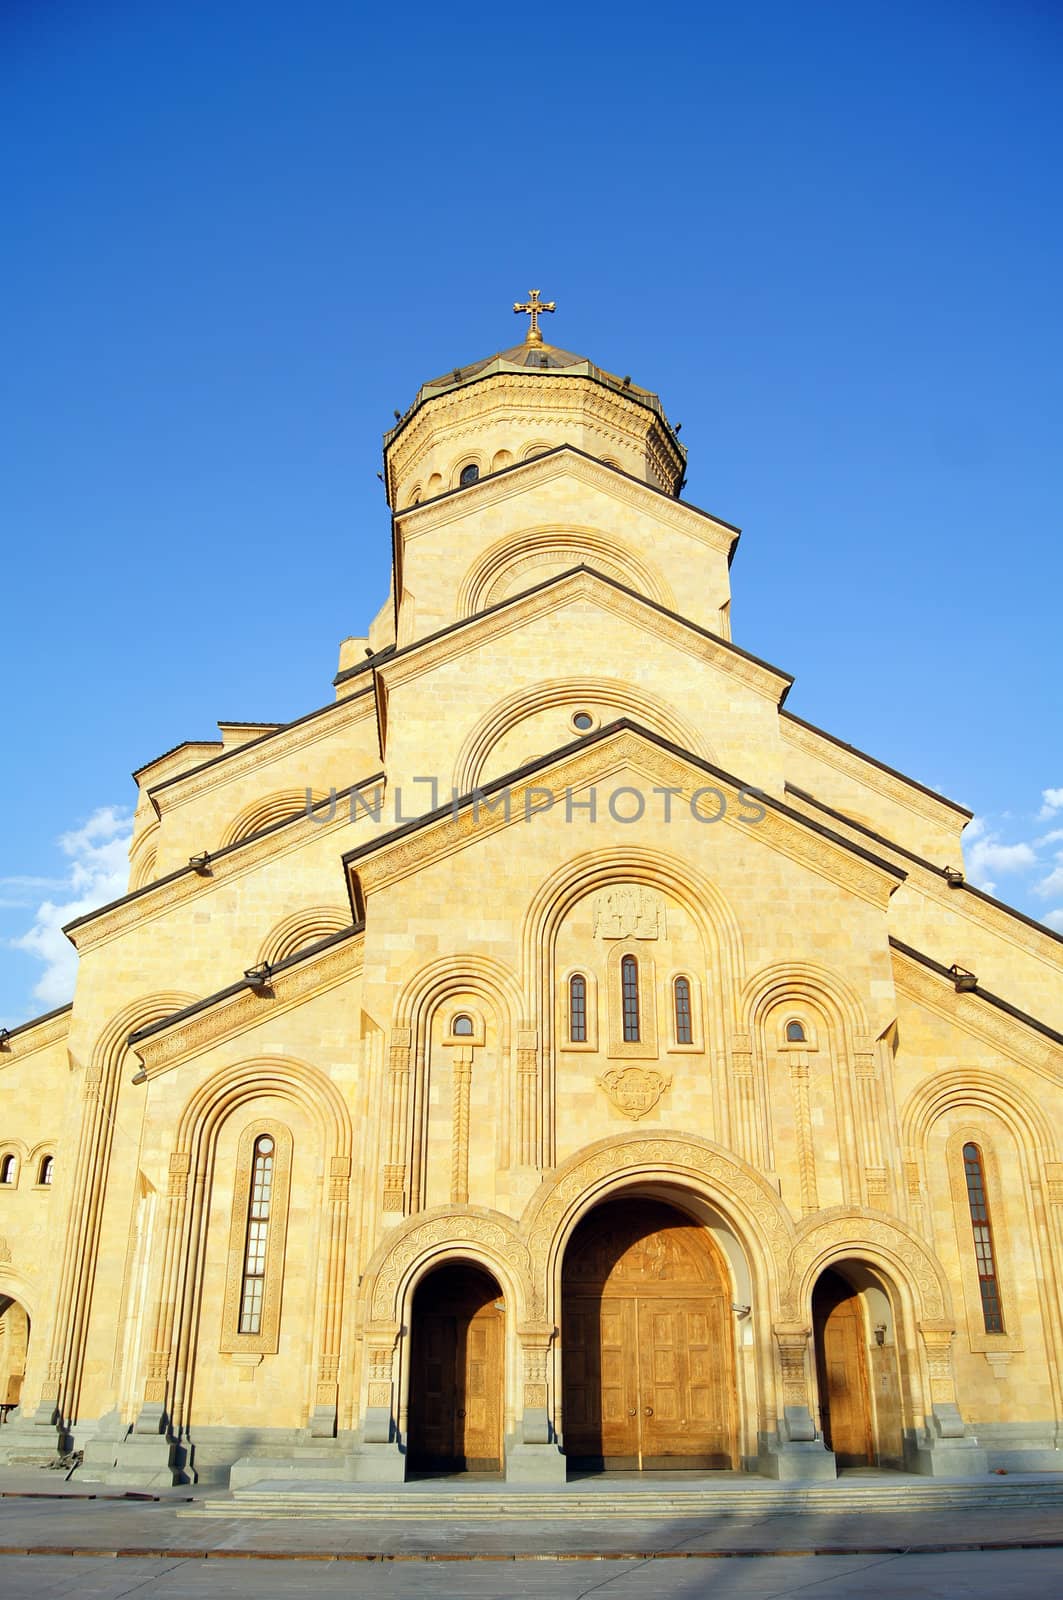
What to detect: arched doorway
<box><xmin>562</xmin><ymin>1198</ymin><xmax>737</xmax><ymax>1470</ymax></box>
<box><xmin>0</xmin><ymin>1295</ymin><xmax>30</xmax><ymax>1422</ymax></box>
<box><xmin>812</xmin><ymin>1266</ymin><xmax>902</xmax><ymax>1468</ymax></box>
<box><xmin>407</xmin><ymin>1262</ymin><xmax>504</xmax><ymax>1473</ymax></box>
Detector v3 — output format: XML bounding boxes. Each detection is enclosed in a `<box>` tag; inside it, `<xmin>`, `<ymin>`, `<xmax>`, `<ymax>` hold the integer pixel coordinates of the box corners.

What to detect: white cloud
<box><xmin>1035</xmin><ymin>865</ymin><xmax>1063</xmax><ymax>902</ymax></box>
<box><xmin>8</xmin><ymin>806</ymin><xmax>133</xmax><ymax>1015</ymax></box>
<box><xmin>964</xmin><ymin>826</ymin><xmax>1037</xmax><ymax>895</ymax></box>
<box><xmin>1039</xmin><ymin>788</ymin><xmax>1063</xmax><ymax>819</ymax></box>
<box><xmin>1043</xmin><ymin>909</ymin><xmax>1063</xmax><ymax>933</ymax></box>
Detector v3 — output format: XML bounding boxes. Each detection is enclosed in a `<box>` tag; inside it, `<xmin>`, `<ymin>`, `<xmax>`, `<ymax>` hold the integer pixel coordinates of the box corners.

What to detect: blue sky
<box><xmin>1</xmin><ymin>0</ymin><xmax>1060</xmax><ymax>1025</ymax></box>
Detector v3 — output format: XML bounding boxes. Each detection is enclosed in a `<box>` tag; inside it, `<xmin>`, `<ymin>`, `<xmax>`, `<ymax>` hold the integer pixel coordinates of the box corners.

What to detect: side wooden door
<box><xmin>814</xmin><ymin>1274</ymin><xmax>874</xmax><ymax>1466</ymax></box>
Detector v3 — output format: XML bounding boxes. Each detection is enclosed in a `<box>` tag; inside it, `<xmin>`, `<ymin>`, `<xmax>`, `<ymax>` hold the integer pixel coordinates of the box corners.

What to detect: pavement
<box><xmin>0</xmin><ymin>1466</ymin><xmax>1061</xmax><ymax>1596</ymax></box>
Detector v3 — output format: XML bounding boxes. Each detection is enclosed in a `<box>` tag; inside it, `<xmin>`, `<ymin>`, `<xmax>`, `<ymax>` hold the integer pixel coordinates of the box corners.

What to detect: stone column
<box><xmin>907</xmin><ymin>1321</ymin><xmax>987</xmax><ymax>1475</ymax></box>
<box><xmin>381</xmin><ymin>1029</ymin><xmax>411</xmax><ymax>1213</ymax></box>
<box><xmin>450</xmin><ymin>1048</ymin><xmax>473</xmax><ymax>1204</ymax></box>
<box><xmin>507</xmin><ymin>1322</ymin><xmax>564</xmax><ymax>1483</ymax></box>
<box><xmin>355</xmin><ymin>1322</ymin><xmax>405</xmax><ymax>1481</ymax></box>
<box><xmin>757</xmin><ymin>1322</ymin><xmax>836</xmax><ymax>1480</ymax></box>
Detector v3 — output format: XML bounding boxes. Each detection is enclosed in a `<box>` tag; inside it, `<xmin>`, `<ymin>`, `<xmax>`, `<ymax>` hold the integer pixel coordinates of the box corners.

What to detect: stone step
<box><xmin>188</xmin><ymin>1478</ymin><xmax>1063</xmax><ymax>1519</ymax></box>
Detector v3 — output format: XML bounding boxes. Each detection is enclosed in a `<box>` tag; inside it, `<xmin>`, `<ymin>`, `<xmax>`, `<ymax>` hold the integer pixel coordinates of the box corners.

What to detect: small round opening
<box><xmin>571</xmin><ymin>712</ymin><xmax>595</xmax><ymax>732</ymax></box>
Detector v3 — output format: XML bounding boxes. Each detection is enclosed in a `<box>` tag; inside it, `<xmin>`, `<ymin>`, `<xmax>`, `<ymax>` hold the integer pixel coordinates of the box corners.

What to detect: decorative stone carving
<box><xmin>597</xmin><ymin>1066</ymin><xmax>672</xmax><ymax>1121</ymax></box>
<box><xmin>592</xmin><ymin>886</ymin><xmax>664</xmax><ymax>940</ymax></box>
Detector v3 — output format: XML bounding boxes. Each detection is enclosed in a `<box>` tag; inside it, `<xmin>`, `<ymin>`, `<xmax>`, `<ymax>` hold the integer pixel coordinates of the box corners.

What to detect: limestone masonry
<box><xmin>2</xmin><ymin>306</ymin><xmax>1061</xmax><ymax>1487</ymax></box>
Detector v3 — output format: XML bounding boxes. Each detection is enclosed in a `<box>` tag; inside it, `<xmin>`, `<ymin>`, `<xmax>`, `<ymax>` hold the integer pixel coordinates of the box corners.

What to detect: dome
<box><xmin>386</xmin><ymin>342</ymin><xmax>680</xmax><ymax>446</ymax></box>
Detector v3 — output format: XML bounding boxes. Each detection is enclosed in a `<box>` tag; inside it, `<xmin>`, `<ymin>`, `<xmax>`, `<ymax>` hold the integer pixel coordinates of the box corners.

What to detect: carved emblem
<box><xmin>598</xmin><ymin>1066</ymin><xmax>672</xmax><ymax>1120</ymax></box>
<box><xmin>592</xmin><ymin>886</ymin><xmax>664</xmax><ymax>940</ymax></box>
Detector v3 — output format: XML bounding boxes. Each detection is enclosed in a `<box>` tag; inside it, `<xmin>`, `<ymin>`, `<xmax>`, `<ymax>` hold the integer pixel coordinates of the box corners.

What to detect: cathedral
<box><xmin>2</xmin><ymin>296</ymin><xmax>1062</xmax><ymax>1488</ymax></box>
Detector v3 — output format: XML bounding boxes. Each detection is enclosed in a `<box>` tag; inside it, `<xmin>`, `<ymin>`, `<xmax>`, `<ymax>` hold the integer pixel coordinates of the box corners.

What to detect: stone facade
<box><xmin>1</xmin><ymin>324</ymin><xmax>1061</xmax><ymax>1487</ymax></box>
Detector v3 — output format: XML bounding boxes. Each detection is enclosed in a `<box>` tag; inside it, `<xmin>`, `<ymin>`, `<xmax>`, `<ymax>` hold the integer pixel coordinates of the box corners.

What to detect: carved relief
<box><xmin>598</xmin><ymin>1066</ymin><xmax>672</xmax><ymax>1121</ymax></box>
<box><xmin>369</xmin><ymin>1215</ymin><xmax>531</xmax><ymax>1322</ymax></box>
<box><xmin>592</xmin><ymin>886</ymin><xmax>664</xmax><ymax>940</ymax></box>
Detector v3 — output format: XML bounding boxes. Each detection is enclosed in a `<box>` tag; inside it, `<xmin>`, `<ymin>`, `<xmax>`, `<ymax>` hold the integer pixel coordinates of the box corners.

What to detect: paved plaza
<box><xmin>1</xmin><ymin>1467</ymin><xmax>1063</xmax><ymax>1597</ymax></box>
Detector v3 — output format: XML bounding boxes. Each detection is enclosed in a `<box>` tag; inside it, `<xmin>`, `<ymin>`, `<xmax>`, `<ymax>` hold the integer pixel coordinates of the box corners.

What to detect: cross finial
<box><xmin>513</xmin><ymin>288</ymin><xmax>556</xmax><ymax>346</ymax></box>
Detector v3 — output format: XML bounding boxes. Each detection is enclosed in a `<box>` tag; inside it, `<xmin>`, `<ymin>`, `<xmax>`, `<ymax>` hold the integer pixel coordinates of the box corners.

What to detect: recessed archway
<box><xmin>406</xmin><ymin>1261</ymin><xmax>505</xmax><ymax>1475</ymax></box>
<box><xmin>561</xmin><ymin>1197</ymin><xmax>737</xmax><ymax>1471</ymax></box>
<box><xmin>811</xmin><ymin>1261</ymin><xmax>904</xmax><ymax>1469</ymax></box>
<box><xmin>0</xmin><ymin>1294</ymin><xmax>30</xmax><ymax>1419</ymax></box>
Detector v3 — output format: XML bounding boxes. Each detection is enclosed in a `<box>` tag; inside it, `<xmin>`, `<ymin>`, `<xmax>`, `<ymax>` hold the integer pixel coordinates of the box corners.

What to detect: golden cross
<box><xmin>513</xmin><ymin>288</ymin><xmax>556</xmax><ymax>345</ymax></box>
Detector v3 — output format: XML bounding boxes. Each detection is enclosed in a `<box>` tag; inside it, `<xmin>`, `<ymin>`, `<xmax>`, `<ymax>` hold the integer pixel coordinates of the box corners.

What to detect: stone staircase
<box><xmin>188</xmin><ymin>1474</ymin><xmax>1063</xmax><ymax>1520</ymax></box>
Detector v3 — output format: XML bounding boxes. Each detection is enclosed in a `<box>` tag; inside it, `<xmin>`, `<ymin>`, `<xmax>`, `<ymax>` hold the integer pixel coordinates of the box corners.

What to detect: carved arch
<box><xmin>256</xmin><ymin>904</ymin><xmax>352</xmax><ymax>966</ymax></box>
<box><xmin>362</xmin><ymin>1205</ymin><xmax>534</xmax><ymax>1326</ymax></box>
<box><xmin>220</xmin><ymin>789</ymin><xmax>329</xmax><ymax>850</ymax></box>
<box><xmin>457</xmin><ymin>526</ymin><xmax>674</xmax><ymax>619</ymax></box>
<box><xmin>900</xmin><ymin>1067</ymin><xmax>1058</xmax><ymax>1166</ymax></box>
<box><xmin>452</xmin><ymin>676</ymin><xmax>715</xmax><ymax>793</ymax></box>
<box><xmin>739</xmin><ymin>960</ymin><xmax>873</xmax><ymax>1039</ymax></box>
<box><xmin>128</xmin><ymin>823</ymin><xmax>159</xmax><ymax>891</ymax></box>
<box><xmin>785</xmin><ymin>1208</ymin><xmax>953</xmax><ymax>1325</ymax></box>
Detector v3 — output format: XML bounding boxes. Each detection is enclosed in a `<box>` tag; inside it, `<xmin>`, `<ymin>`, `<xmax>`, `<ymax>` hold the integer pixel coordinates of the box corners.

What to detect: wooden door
<box><xmin>562</xmin><ymin>1200</ymin><xmax>736</xmax><ymax>1470</ymax></box>
<box><xmin>638</xmin><ymin>1297</ymin><xmax>733</xmax><ymax>1468</ymax></box>
<box><xmin>407</xmin><ymin>1266</ymin><xmax>503</xmax><ymax>1472</ymax></box>
<box><xmin>562</xmin><ymin>1297</ymin><xmax>639</xmax><ymax>1466</ymax></box>
<box><xmin>813</xmin><ymin>1272</ymin><xmax>873</xmax><ymax>1467</ymax></box>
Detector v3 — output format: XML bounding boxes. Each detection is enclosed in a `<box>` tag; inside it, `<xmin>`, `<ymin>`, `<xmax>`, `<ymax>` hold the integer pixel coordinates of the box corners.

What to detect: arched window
<box><xmin>238</xmin><ymin>1135</ymin><xmax>275</xmax><ymax>1335</ymax></box>
<box><xmin>0</xmin><ymin>1155</ymin><xmax>16</xmax><ymax>1186</ymax></box>
<box><xmin>569</xmin><ymin>975</ymin><xmax>587</xmax><ymax>1043</ymax></box>
<box><xmin>38</xmin><ymin>1155</ymin><xmax>54</xmax><ymax>1186</ymax></box>
<box><xmin>785</xmin><ymin>1020</ymin><xmax>807</xmax><ymax>1043</ymax></box>
<box><xmin>962</xmin><ymin>1142</ymin><xmax>1004</xmax><ymax>1334</ymax></box>
<box><xmin>459</xmin><ymin>463</ymin><xmax>480</xmax><ymax>487</ymax></box>
<box><xmin>452</xmin><ymin>1013</ymin><xmax>474</xmax><ymax>1037</ymax></box>
<box><xmin>673</xmin><ymin>977</ymin><xmax>693</xmax><ymax>1044</ymax></box>
<box><xmin>621</xmin><ymin>955</ymin><xmax>640</xmax><ymax>1042</ymax></box>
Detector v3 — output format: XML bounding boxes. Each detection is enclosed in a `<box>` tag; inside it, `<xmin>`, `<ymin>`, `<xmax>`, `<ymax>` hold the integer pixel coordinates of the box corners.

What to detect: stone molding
<box><xmin>781</xmin><ymin>714</ymin><xmax>965</xmax><ymax>832</ymax></box>
<box><xmin>349</xmin><ymin>728</ymin><xmax>902</xmax><ymax>913</ymax></box>
<box><xmin>892</xmin><ymin>945</ymin><xmax>1063</xmax><ymax>1078</ymax></box>
<box><xmin>395</xmin><ymin>441</ymin><xmax>731</xmax><ymax>552</ymax></box>
<box><xmin>132</xmin><ymin>933</ymin><xmax>364</xmax><ymax>1079</ymax></box>
<box><xmin>0</xmin><ymin>1009</ymin><xmax>71</xmax><ymax>1063</ymax></box>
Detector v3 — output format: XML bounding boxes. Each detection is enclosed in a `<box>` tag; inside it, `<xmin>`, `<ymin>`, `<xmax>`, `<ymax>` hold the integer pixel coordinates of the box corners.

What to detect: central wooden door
<box><xmin>562</xmin><ymin>1200</ymin><xmax>736</xmax><ymax>1469</ymax></box>
<box><xmin>407</xmin><ymin>1264</ymin><xmax>503</xmax><ymax>1472</ymax></box>
<box><xmin>812</xmin><ymin>1270</ymin><xmax>874</xmax><ymax>1467</ymax></box>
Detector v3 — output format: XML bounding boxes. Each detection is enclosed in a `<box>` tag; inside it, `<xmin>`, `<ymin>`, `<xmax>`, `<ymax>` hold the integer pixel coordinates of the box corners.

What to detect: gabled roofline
<box><xmin>341</xmin><ymin>717</ymin><xmax>906</xmax><ymax>887</ymax></box>
<box><xmin>780</xmin><ymin>709</ymin><xmax>973</xmax><ymax>820</ymax></box>
<box><xmin>334</xmin><ymin>562</ymin><xmax>792</xmax><ymax>698</ymax></box>
<box><xmin>389</xmin><ymin>441</ymin><xmax>741</xmax><ymax>539</ymax></box>
<box><xmin>127</xmin><ymin>922</ymin><xmax>364</xmax><ymax>1048</ymax></box>
<box><xmin>788</xmin><ymin>783</ymin><xmax>1063</xmax><ymax>951</ymax></box>
<box><xmin>63</xmin><ymin>776</ymin><xmax>384</xmax><ymax>938</ymax></box>
<box><xmin>145</xmin><ymin>684</ymin><xmax>375</xmax><ymax>807</ymax></box>
<box><xmin>890</xmin><ymin>937</ymin><xmax>1063</xmax><ymax>1047</ymax></box>
<box><xmin>0</xmin><ymin>1001</ymin><xmax>73</xmax><ymax>1042</ymax></box>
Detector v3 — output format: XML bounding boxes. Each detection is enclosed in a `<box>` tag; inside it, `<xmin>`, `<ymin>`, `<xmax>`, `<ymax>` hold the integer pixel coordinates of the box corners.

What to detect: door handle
<box><xmin>644</xmin><ymin>1406</ymin><xmax>654</xmax><ymax>1417</ymax></box>
<box><xmin>628</xmin><ymin>1408</ymin><xmax>637</xmax><ymax>1417</ymax></box>
<box><xmin>456</xmin><ymin>1408</ymin><xmax>466</xmax><ymax>1418</ymax></box>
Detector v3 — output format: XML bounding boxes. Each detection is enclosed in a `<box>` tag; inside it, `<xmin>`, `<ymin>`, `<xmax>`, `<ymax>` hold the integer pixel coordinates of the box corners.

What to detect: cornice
<box><xmin>0</xmin><ymin>1004</ymin><xmax>72</xmax><ymax>1064</ymax></box>
<box><xmin>395</xmin><ymin>445</ymin><xmax>737</xmax><ymax>557</ymax></box>
<box><xmin>345</xmin><ymin>722</ymin><xmax>904</xmax><ymax>912</ymax></box>
<box><xmin>65</xmin><ymin>777</ymin><xmax>384</xmax><ymax>954</ymax></box>
<box><xmin>147</xmin><ymin>685</ymin><xmax>375</xmax><ymax>817</ymax></box>
<box><xmin>890</xmin><ymin>940</ymin><xmax>1063</xmax><ymax>1078</ymax></box>
<box><xmin>387</xmin><ymin>373</ymin><xmax>685</xmax><ymax>489</ymax></box>
<box><xmin>131</xmin><ymin>930</ymin><xmax>364</xmax><ymax>1080</ymax></box>
<box><xmin>780</xmin><ymin>712</ymin><xmax>971</xmax><ymax>830</ymax></box>
<box><xmin>376</xmin><ymin>566</ymin><xmax>791</xmax><ymax>705</ymax></box>
<box><xmin>788</xmin><ymin>784</ymin><xmax>1063</xmax><ymax>972</ymax></box>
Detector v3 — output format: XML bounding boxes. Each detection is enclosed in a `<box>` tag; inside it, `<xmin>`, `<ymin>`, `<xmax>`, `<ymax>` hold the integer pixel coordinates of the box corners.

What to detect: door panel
<box><xmin>408</xmin><ymin>1266</ymin><xmax>503</xmax><ymax>1472</ymax></box>
<box><xmin>814</xmin><ymin>1273</ymin><xmax>874</xmax><ymax>1467</ymax></box>
<box><xmin>562</xmin><ymin>1201</ymin><xmax>737</xmax><ymax>1470</ymax></box>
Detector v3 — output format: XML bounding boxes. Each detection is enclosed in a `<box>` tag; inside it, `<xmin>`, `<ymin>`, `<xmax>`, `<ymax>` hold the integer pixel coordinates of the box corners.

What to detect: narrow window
<box><xmin>962</xmin><ymin>1142</ymin><xmax>1004</xmax><ymax>1334</ymax></box>
<box><xmin>452</xmin><ymin>1013</ymin><xmax>474</xmax><ymax>1037</ymax></box>
<box><xmin>621</xmin><ymin>955</ymin><xmax>640</xmax><ymax>1042</ymax></box>
<box><xmin>786</xmin><ymin>1020</ymin><xmax>806</xmax><ymax>1043</ymax></box>
<box><xmin>569</xmin><ymin>975</ymin><xmax>587</xmax><ymax>1043</ymax></box>
<box><xmin>238</xmin><ymin>1135</ymin><xmax>275</xmax><ymax>1335</ymax></box>
<box><xmin>459</xmin><ymin>463</ymin><xmax>480</xmax><ymax>486</ymax></box>
<box><xmin>0</xmin><ymin>1155</ymin><xmax>16</xmax><ymax>1186</ymax></box>
<box><xmin>38</xmin><ymin>1155</ymin><xmax>54</xmax><ymax>1186</ymax></box>
<box><xmin>674</xmin><ymin>977</ymin><xmax>693</xmax><ymax>1044</ymax></box>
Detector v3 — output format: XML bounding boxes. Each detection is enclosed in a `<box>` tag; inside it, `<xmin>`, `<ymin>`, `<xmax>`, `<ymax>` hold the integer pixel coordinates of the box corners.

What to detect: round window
<box><xmin>257</xmin><ymin>1136</ymin><xmax>275</xmax><ymax>1155</ymax></box>
<box><xmin>571</xmin><ymin>711</ymin><xmax>595</xmax><ymax>732</ymax></box>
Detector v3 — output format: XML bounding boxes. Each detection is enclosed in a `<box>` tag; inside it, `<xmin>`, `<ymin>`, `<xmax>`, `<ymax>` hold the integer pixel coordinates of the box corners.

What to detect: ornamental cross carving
<box><xmin>513</xmin><ymin>288</ymin><xmax>556</xmax><ymax>345</ymax></box>
<box><xmin>592</xmin><ymin>885</ymin><xmax>663</xmax><ymax>940</ymax></box>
